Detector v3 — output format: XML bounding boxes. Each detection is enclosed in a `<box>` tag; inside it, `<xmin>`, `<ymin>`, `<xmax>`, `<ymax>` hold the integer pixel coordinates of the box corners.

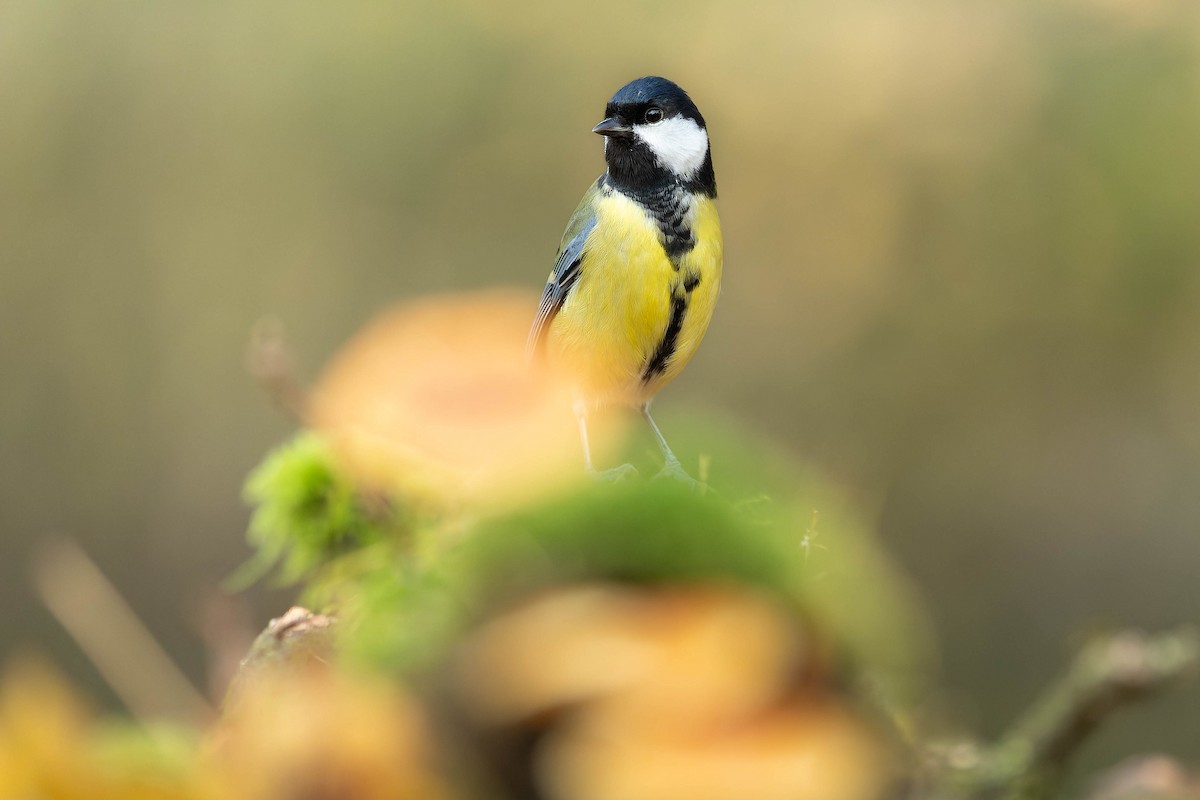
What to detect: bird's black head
<box><xmin>592</xmin><ymin>76</ymin><xmax>716</xmax><ymax>198</ymax></box>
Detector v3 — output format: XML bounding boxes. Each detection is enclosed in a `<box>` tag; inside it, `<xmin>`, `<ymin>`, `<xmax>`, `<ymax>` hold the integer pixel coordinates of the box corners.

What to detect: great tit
<box><xmin>527</xmin><ymin>76</ymin><xmax>722</xmax><ymax>483</ymax></box>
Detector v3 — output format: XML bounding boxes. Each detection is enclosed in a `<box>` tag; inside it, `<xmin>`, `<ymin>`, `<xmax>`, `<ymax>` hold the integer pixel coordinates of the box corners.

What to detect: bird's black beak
<box><xmin>592</xmin><ymin>117</ymin><xmax>633</xmax><ymax>137</ymax></box>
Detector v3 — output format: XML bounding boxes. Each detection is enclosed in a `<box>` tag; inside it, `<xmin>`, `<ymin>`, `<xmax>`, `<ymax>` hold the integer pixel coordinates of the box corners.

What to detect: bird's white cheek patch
<box><xmin>634</xmin><ymin>117</ymin><xmax>709</xmax><ymax>178</ymax></box>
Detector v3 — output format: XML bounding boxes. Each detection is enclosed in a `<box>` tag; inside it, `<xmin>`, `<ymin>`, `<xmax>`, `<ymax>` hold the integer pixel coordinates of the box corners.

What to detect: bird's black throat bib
<box><xmin>602</xmin><ymin>177</ymin><xmax>705</xmax><ymax>263</ymax></box>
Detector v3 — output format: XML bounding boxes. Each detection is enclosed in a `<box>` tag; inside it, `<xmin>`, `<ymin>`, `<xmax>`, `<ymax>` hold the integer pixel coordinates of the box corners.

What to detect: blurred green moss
<box><xmin>234</xmin><ymin>432</ymin><xmax>407</xmax><ymax>589</ymax></box>
<box><xmin>239</xmin><ymin>416</ymin><xmax>934</xmax><ymax>711</ymax></box>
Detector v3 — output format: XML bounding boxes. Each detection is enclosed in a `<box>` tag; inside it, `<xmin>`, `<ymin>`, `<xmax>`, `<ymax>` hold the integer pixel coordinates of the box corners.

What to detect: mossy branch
<box><xmin>233</xmin><ymin>432</ymin><xmax>1200</xmax><ymax>800</ymax></box>
<box><xmin>927</xmin><ymin>628</ymin><xmax>1200</xmax><ymax>800</ymax></box>
<box><xmin>224</xmin><ymin>607</ymin><xmax>337</xmax><ymax>709</ymax></box>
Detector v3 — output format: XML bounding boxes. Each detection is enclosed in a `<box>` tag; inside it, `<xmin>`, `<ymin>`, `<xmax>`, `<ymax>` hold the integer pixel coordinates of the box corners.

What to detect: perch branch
<box><xmin>223</xmin><ymin>606</ymin><xmax>337</xmax><ymax>709</ymax></box>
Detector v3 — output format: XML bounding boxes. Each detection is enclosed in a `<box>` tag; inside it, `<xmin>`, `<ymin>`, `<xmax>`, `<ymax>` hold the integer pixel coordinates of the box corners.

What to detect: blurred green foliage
<box><xmin>235</xmin><ymin>433</ymin><xmax>405</xmax><ymax>589</ymax></box>
<box><xmin>235</xmin><ymin>420</ymin><xmax>933</xmax><ymax>714</ymax></box>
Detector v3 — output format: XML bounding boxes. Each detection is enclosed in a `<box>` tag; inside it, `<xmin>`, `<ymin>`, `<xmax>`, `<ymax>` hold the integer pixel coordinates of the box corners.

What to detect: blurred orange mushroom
<box><xmin>450</xmin><ymin>583</ymin><xmax>902</xmax><ymax>800</ymax></box>
<box><xmin>310</xmin><ymin>291</ymin><xmax>625</xmax><ymax>511</ymax></box>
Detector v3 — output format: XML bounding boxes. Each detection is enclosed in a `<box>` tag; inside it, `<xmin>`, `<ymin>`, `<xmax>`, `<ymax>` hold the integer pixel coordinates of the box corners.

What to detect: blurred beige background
<box><xmin>2</xmin><ymin>0</ymin><xmax>1198</xmax><ymax>776</ymax></box>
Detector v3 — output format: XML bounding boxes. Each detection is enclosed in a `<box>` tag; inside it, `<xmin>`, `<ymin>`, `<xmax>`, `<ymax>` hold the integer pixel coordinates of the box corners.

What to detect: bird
<box><xmin>527</xmin><ymin>76</ymin><xmax>722</xmax><ymax>484</ymax></box>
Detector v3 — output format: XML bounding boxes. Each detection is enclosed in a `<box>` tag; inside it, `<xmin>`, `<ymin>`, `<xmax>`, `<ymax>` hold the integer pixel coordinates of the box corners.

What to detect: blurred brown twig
<box><xmin>33</xmin><ymin>539</ymin><xmax>216</xmax><ymax>724</ymax></box>
<box><xmin>247</xmin><ymin>316</ymin><xmax>310</xmax><ymax>422</ymax></box>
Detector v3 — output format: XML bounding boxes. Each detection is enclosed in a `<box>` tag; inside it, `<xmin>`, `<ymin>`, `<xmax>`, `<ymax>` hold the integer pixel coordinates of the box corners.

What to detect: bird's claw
<box><xmin>589</xmin><ymin>463</ymin><xmax>640</xmax><ymax>483</ymax></box>
<box><xmin>653</xmin><ymin>458</ymin><xmax>707</xmax><ymax>493</ymax></box>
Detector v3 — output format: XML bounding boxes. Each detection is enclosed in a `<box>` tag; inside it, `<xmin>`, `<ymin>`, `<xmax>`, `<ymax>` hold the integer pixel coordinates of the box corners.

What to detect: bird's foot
<box><xmin>589</xmin><ymin>463</ymin><xmax>640</xmax><ymax>483</ymax></box>
<box><xmin>653</xmin><ymin>458</ymin><xmax>707</xmax><ymax>493</ymax></box>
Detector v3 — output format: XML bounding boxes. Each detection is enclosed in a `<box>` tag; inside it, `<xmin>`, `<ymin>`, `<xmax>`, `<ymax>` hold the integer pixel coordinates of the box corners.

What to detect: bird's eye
<box><xmin>644</xmin><ymin>107</ymin><xmax>664</xmax><ymax>124</ymax></box>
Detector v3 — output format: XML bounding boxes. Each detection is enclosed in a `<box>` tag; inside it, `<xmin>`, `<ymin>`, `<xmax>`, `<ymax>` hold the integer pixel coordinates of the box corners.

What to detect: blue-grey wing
<box><xmin>526</xmin><ymin>180</ymin><xmax>603</xmax><ymax>358</ymax></box>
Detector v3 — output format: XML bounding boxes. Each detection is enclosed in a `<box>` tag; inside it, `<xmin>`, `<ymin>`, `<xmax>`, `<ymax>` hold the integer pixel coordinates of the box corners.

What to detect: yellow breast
<box><xmin>546</xmin><ymin>191</ymin><xmax>722</xmax><ymax>405</ymax></box>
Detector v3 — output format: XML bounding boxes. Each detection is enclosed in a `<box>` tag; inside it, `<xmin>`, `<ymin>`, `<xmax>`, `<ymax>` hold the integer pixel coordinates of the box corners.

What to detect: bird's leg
<box><xmin>641</xmin><ymin>403</ymin><xmax>702</xmax><ymax>489</ymax></box>
<box><xmin>576</xmin><ymin>402</ymin><xmax>638</xmax><ymax>482</ymax></box>
<box><xmin>640</xmin><ymin>402</ymin><xmax>682</xmax><ymax>468</ymax></box>
<box><xmin>576</xmin><ymin>406</ymin><xmax>596</xmax><ymax>472</ymax></box>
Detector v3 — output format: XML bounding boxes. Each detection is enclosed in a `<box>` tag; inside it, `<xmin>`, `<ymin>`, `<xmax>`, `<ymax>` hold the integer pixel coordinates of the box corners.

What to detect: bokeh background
<box><xmin>2</xmin><ymin>0</ymin><xmax>1198</xmax><ymax>780</ymax></box>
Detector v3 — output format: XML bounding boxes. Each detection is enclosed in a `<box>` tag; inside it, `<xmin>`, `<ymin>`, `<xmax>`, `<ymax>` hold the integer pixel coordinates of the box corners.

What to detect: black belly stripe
<box><xmin>643</xmin><ymin>294</ymin><xmax>688</xmax><ymax>382</ymax></box>
<box><xmin>642</xmin><ymin>272</ymin><xmax>702</xmax><ymax>382</ymax></box>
